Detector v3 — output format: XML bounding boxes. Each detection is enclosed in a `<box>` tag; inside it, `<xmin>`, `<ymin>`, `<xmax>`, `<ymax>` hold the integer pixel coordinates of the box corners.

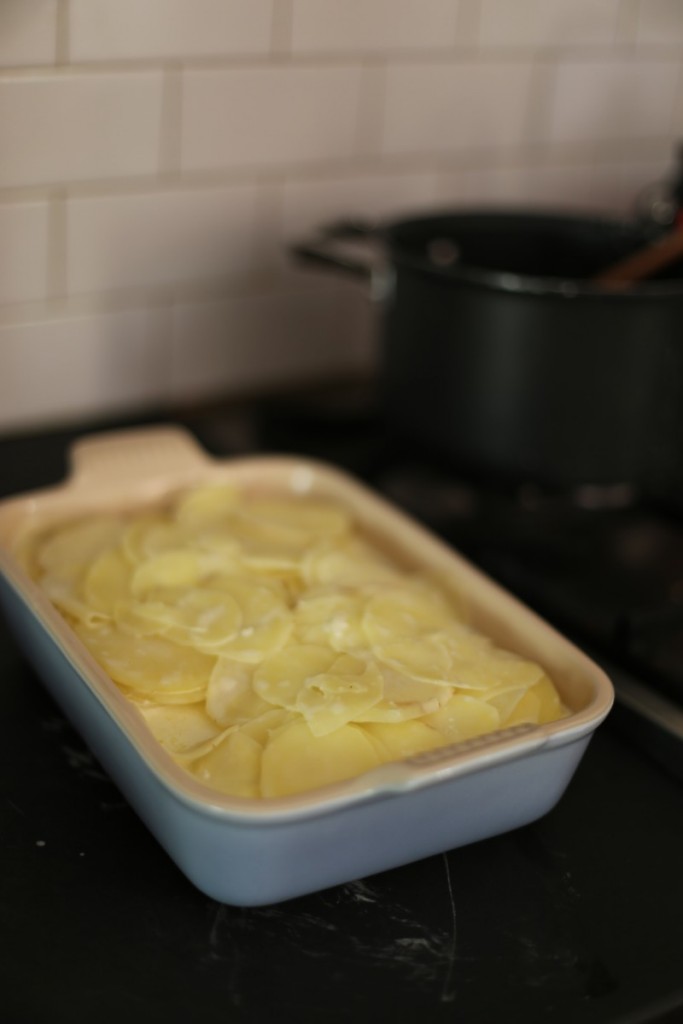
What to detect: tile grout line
<box><xmin>615</xmin><ymin>0</ymin><xmax>641</xmax><ymax>47</ymax></box>
<box><xmin>354</xmin><ymin>60</ymin><xmax>387</xmax><ymax>159</ymax></box>
<box><xmin>255</xmin><ymin>177</ymin><xmax>286</xmax><ymax>275</ymax></box>
<box><xmin>159</xmin><ymin>63</ymin><xmax>184</xmax><ymax>177</ymax></box>
<box><xmin>0</xmin><ymin>269</ymin><xmax>366</xmax><ymax>329</ymax></box>
<box><xmin>46</xmin><ymin>190</ymin><xmax>68</xmax><ymax>301</ymax></box>
<box><xmin>271</xmin><ymin>0</ymin><xmax>293</xmax><ymax>57</ymax></box>
<box><xmin>671</xmin><ymin>62</ymin><xmax>683</xmax><ymax>139</ymax></box>
<box><xmin>55</xmin><ymin>0</ymin><xmax>70</xmax><ymax>66</ymax></box>
<box><xmin>3</xmin><ymin>42</ymin><xmax>683</xmax><ymax>79</ymax></box>
<box><xmin>146</xmin><ymin>298</ymin><xmax>175</xmax><ymax>406</ymax></box>
<box><xmin>455</xmin><ymin>0</ymin><xmax>482</xmax><ymax>48</ymax></box>
<box><xmin>0</xmin><ymin>136</ymin><xmax>677</xmax><ymax>207</ymax></box>
<box><xmin>522</xmin><ymin>57</ymin><xmax>558</xmax><ymax>151</ymax></box>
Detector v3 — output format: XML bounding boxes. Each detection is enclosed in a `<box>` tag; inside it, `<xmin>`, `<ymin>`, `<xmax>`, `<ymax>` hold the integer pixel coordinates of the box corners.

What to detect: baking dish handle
<box><xmin>68</xmin><ymin>426</ymin><xmax>213</xmax><ymax>493</ymax></box>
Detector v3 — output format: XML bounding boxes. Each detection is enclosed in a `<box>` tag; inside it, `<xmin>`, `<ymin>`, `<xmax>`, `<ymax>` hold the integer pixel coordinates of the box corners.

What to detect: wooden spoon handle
<box><xmin>594</xmin><ymin>227</ymin><xmax>683</xmax><ymax>290</ymax></box>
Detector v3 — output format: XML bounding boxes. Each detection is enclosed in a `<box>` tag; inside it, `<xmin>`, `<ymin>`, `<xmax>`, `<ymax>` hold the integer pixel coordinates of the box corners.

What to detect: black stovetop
<box><xmin>2</xmin><ymin>391</ymin><xmax>683</xmax><ymax>1024</ymax></box>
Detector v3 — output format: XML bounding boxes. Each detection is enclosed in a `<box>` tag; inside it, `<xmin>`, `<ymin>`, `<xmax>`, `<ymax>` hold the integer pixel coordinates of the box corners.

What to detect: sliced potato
<box><xmin>191</xmin><ymin>730</ymin><xmax>262</xmax><ymax>798</ymax></box>
<box><xmin>37</xmin><ymin>517</ymin><xmax>125</xmax><ymax>574</ymax></box>
<box><xmin>378</xmin><ymin>664</ymin><xmax>451</xmax><ymax>707</ymax></box>
<box><xmin>206</xmin><ymin>658</ymin><xmax>271</xmax><ymax>727</ymax></box>
<box><xmin>217</xmin><ymin>600</ymin><xmax>294</xmax><ymax>663</ymax></box>
<box><xmin>41</xmin><ymin>570</ymin><xmax>108</xmax><ymax>628</ymax></box>
<box><xmin>82</xmin><ymin>548</ymin><xmax>133</xmax><ymax>618</ymax></box>
<box><xmin>32</xmin><ymin>480</ymin><xmax>567</xmax><ymax>801</ymax></box>
<box><xmin>122</xmin><ymin>516</ymin><xmax>187</xmax><ymax>565</ymax></box>
<box><xmin>242</xmin><ymin>496</ymin><xmax>350</xmax><ymax>543</ymax></box>
<box><xmin>488</xmin><ymin>689</ymin><xmax>527</xmax><ymax>725</ymax></box>
<box><xmin>449</xmin><ymin>650</ymin><xmax>544</xmax><ymax>695</ymax></box>
<box><xmin>138</xmin><ymin>701</ymin><xmax>222</xmax><ymax>755</ymax></box>
<box><xmin>424</xmin><ymin>693</ymin><xmax>500</xmax><ymax>742</ymax></box>
<box><xmin>173</xmin><ymin>483</ymin><xmax>240</xmax><ymax>528</ymax></box>
<box><xmin>303</xmin><ymin>538</ymin><xmax>401</xmax><ymax>588</ymax></box>
<box><xmin>362</xmin><ymin>585</ymin><xmax>454</xmax><ymax>646</ymax></box>
<box><xmin>260</xmin><ymin>720</ymin><xmax>381</xmax><ymax>798</ymax></box>
<box><xmin>130</xmin><ymin>549</ymin><xmax>206</xmax><ymax>596</ymax></box>
<box><xmin>211</xmin><ymin>575</ymin><xmax>289</xmax><ymax>621</ymax></box>
<box><xmin>354</xmin><ymin>664</ymin><xmax>451</xmax><ymax>723</ymax></box>
<box><xmin>374</xmin><ymin>636</ymin><xmax>453</xmax><ymax>684</ymax></box>
<box><xmin>296</xmin><ymin>656</ymin><xmax>384</xmax><ymax>736</ymax></box>
<box><xmin>114</xmin><ymin>589</ymin><xmax>243</xmax><ymax>651</ymax></box>
<box><xmin>360</xmin><ymin>720</ymin><xmax>444</xmax><ymax>761</ymax></box>
<box><xmin>533</xmin><ymin>673</ymin><xmax>568</xmax><ymax>723</ymax></box>
<box><xmin>73</xmin><ymin>623</ymin><xmax>215</xmax><ymax>703</ymax></box>
<box><xmin>253</xmin><ymin>644</ymin><xmax>337</xmax><ymax>710</ymax></box>
<box><xmin>228</xmin><ymin>510</ymin><xmax>311</xmax><ymax>552</ymax></box>
<box><xmin>240</xmin><ymin>708</ymin><xmax>296</xmax><ymax>746</ymax></box>
<box><xmin>500</xmin><ymin>688</ymin><xmax>541</xmax><ymax>727</ymax></box>
<box><xmin>293</xmin><ymin>588</ymin><xmax>367</xmax><ymax>651</ymax></box>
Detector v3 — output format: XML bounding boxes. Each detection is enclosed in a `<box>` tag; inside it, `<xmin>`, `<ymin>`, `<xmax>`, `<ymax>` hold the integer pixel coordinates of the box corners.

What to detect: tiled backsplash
<box><xmin>1</xmin><ymin>0</ymin><xmax>681</xmax><ymax>432</ymax></box>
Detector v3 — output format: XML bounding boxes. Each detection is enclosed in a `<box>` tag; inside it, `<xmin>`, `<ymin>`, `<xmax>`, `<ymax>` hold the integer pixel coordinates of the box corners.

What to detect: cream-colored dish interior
<box><xmin>0</xmin><ymin>427</ymin><xmax>613</xmax><ymax>805</ymax></box>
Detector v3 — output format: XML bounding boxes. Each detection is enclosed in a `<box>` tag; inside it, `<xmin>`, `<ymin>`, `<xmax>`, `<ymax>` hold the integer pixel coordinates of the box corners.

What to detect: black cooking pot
<box><xmin>293</xmin><ymin>210</ymin><xmax>683</xmax><ymax>498</ymax></box>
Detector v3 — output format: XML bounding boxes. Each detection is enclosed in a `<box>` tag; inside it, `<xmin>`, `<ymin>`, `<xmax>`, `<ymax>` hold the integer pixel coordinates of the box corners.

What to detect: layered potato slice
<box><xmin>29</xmin><ymin>480</ymin><xmax>568</xmax><ymax>799</ymax></box>
<box><xmin>254</xmin><ymin>645</ymin><xmax>384</xmax><ymax>737</ymax></box>
<box><xmin>72</xmin><ymin>622</ymin><xmax>215</xmax><ymax>704</ymax></box>
<box><xmin>261</xmin><ymin>720</ymin><xmax>382</xmax><ymax>799</ymax></box>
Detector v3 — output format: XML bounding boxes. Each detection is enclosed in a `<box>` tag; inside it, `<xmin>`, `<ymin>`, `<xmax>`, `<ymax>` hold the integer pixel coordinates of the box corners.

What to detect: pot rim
<box><xmin>381</xmin><ymin>208</ymin><xmax>683</xmax><ymax>299</ymax></box>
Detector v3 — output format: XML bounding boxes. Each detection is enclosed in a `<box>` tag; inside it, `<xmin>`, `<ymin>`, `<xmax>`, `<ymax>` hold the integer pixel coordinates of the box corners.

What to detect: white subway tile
<box><xmin>354</xmin><ymin>64</ymin><xmax>386</xmax><ymax>157</ymax></box>
<box><xmin>67</xmin><ymin>184</ymin><xmax>267</xmax><ymax>295</ymax></box>
<box><xmin>181</xmin><ymin>66</ymin><xmax>363</xmax><ymax>173</ymax></box>
<box><xmin>435</xmin><ymin>163</ymin><xmax>601</xmax><ymax>211</ymax></box>
<box><xmin>636</xmin><ymin>0</ymin><xmax>683</xmax><ymax>45</ymax></box>
<box><xmin>590</xmin><ymin>161</ymin><xmax>670</xmax><ymax>215</ymax></box>
<box><xmin>479</xmin><ymin>0</ymin><xmax>620</xmax><ymax>47</ymax></box>
<box><xmin>0</xmin><ymin>0</ymin><xmax>57</xmax><ymax>67</ymax></box>
<box><xmin>436</xmin><ymin>157</ymin><xmax>669</xmax><ymax>222</ymax></box>
<box><xmin>69</xmin><ymin>0</ymin><xmax>273</xmax><ymax>62</ymax></box>
<box><xmin>0</xmin><ymin>202</ymin><xmax>49</xmax><ymax>304</ymax></box>
<box><xmin>382</xmin><ymin>62</ymin><xmax>534</xmax><ymax>156</ymax></box>
<box><xmin>0</xmin><ymin>309</ymin><xmax>168</xmax><ymax>431</ymax></box>
<box><xmin>549</xmin><ymin>61</ymin><xmax>680</xmax><ymax>143</ymax></box>
<box><xmin>282</xmin><ymin>171</ymin><xmax>437</xmax><ymax>242</ymax></box>
<box><xmin>291</xmin><ymin>0</ymin><xmax>458</xmax><ymax>54</ymax></box>
<box><xmin>0</xmin><ymin>73</ymin><xmax>163</xmax><ymax>189</ymax></box>
<box><xmin>170</xmin><ymin>285</ymin><xmax>373</xmax><ymax>401</ymax></box>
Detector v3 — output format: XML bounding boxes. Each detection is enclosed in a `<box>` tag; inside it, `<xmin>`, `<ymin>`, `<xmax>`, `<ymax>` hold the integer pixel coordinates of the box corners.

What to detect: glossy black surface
<box><xmin>2</xmin><ymin>401</ymin><xmax>683</xmax><ymax>1024</ymax></box>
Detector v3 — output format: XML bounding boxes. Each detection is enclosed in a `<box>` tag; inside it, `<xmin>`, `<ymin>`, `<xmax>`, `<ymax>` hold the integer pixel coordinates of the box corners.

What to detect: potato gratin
<box><xmin>26</xmin><ymin>483</ymin><xmax>567</xmax><ymax>798</ymax></box>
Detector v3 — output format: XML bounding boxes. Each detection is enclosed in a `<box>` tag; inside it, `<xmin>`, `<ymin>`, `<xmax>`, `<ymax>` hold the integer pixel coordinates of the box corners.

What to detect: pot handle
<box><xmin>290</xmin><ymin>219</ymin><xmax>382</xmax><ymax>281</ymax></box>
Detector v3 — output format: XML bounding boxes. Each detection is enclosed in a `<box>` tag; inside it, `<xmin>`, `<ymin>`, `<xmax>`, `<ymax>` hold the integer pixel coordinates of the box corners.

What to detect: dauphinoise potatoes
<box><xmin>28</xmin><ymin>483</ymin><xmax>567</xmax><ymax>798</ymax></box>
